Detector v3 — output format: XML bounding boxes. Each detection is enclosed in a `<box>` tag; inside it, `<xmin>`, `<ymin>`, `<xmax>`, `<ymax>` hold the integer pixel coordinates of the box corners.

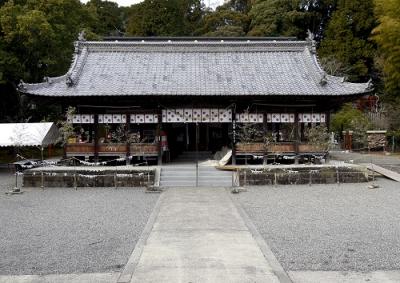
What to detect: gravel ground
<box><xmin>0</xmin><ymin>170</ymin><xmax>159</xmax><ymax>275</ymax></box>
<box><xmin>235</xmin><ymin>178</ymin><xmax>400</xmax><ymax>272</ymax></box>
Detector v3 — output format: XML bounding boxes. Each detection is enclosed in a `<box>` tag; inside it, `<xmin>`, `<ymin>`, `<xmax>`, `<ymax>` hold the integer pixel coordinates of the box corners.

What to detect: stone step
<box><xmin>160</xmin><ymin>165</ymin><xmax>232</xmax><ymax>187</ymax></box>
<box><xmin>161</xmin><ymin>170</ymin><xmax>232</xmax><ymax>176</ymax></box>
<box><xmin>161</xmin><ymin>178</ymin><xmax>232</xmax><ymax>184</ymax></box>
<box><xmin>160</xmin><ymin>181</ymin><xmax>232</xmax><ymax>187</ymax></box>
<box><xmin>160</xmin><ymin>181</ymin><xmax>196</xmax><ymax>187</ymax></box>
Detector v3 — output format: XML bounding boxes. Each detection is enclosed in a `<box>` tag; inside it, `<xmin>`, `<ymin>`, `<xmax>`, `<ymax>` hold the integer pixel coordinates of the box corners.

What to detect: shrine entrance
<box><xmin>164</xmin><ymin>123</ymin><xmax>230</xmax><ymax>160</ymax></box>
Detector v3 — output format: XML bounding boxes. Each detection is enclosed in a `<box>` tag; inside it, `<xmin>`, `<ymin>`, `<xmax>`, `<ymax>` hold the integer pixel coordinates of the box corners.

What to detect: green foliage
<box><xmin>237</xmin><ymin>123</ymin><xmax>264</xmax><ymax>143</ymax></box>
<box><xmin>57</xmin><ymin>106</ymin><xmax>76</xmax><ymax>145</ymax></box>
<box><xmin>331</xmin><ymin>103</ymin><xmax>371</xmax><ymax>132</ymax></box>
<box><xmin>383</xmin><ymin>97</ymin><xmax>400</xmax><ymax>131</ymax></box>
<box><xmin>372</xmin><ymin>0</ymin><xmax>400</xmax><ymax>98</ymax></box>
<box><xmin>126</xmin><ymin>0</ymin><xmax>204</xmax><ymax>36</ymax></box>
<box><xmin>248</xmin><ymin>0</ymin><xmax>308</xmax><ymax>38</ymax></box>
<box><xmin>225</xmin><ymin>0</ymin><xmax>253</xmax><ymax>13</ymax></box>
<box><xmin>0</xmin><ymin>0</ymin><xmax>96</xmax><ymax>84</ymax></box>
<box><xmin>331</xmin><ymin>103</ymin><xmax>372</xmax><ymax>148</ymax></box>
<box><xmin>85</xmin><ymin>0</ymin><xmax>125</xmax><ymax>36</ymax></box>
<box><xmin>305</xmin><ymin>125</ymin><xmax>330</xmax><ymax>150</ymax></box>
<box><xmin>300</xmin><ymin>0</ymin><xmax>337</xmax><ymax>42</ymax></box>
<box><xmin>0</xmin><ymin>0</ymin><xmax>109</xmax><ymax>121</ymax></box>
<box><xmin>318</xmin><ymin>0</ymin><xmax>376</xmax><ymax>82</ymax></box>
<box><xmin>195</xmin><ymin>6</ymin><xmax>250</xmax><ymax>36</ymax></box>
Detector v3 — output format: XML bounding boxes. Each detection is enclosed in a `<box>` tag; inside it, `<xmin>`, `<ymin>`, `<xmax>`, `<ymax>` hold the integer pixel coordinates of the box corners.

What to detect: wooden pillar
<box><xmin>157</xmin><ymin>110</ymin><xmax>162</xmax><ymax>166</ymax></box>
<box><xmin>126</xmin><ymin>113</ymin><xmax>131</xmax><ymax>165</ymax></box>
<box><xmin>195</xmin><ymin>122</ymin><xmax>199</xmax><ymax>187</ymax></box>
<box><xmin>325</xmin><ymin>111</ymin><xmax>331</xmax><ymax>132</ymax></box>
<box><xmin>294</xmin><ymin>111</ymin><xmax>299</xmax><ymax>164</ymax></box>
<box><xmin>263</xmin><ymin>112</ymin><xmax>268</xmax><ymax>165</ymax></box>
<box><xmin>185</xmin><ymin>123</ymin><xmax>189</xmax><ymax>151</ymax></box>
<box><xmin>94</xmin><ymin>113</ymin><xmax>99</xmax><ymax>162</ymax></box>
<box><xmin>231</xmin><ymin>107</ymin><xmax>237</xmax><ymax>165</ymax></box>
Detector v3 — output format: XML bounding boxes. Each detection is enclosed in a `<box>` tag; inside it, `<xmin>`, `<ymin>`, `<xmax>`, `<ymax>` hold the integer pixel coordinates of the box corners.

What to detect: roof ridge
<box><xmin>82</xmin><ymin>41</ymin><xmax>309</xmax><ymax>53</ymax></box>
<box><xmin>301</xmin><ymin>47</ymin><xmax>327</xmax><ymax>86</ymax></box>
<box><xmin>65</xmin><ymin>43</ymin><xmax>88</xmax><ymax>87</ymax></box>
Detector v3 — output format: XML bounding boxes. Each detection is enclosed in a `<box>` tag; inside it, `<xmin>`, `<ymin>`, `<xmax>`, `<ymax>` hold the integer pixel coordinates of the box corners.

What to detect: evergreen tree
<box><xmin>372</xmin><ymin>0</ymin><xmax>400</xmax><ymax>97</ymax></box>
<box><xmin>0</xmin><ymin>0</ymin><xmax>97</xmax><ymax>121</ymax></box>
<box><xmin>318</xmin><ymin>0</ymin><xmax>376</xmax><ymax>82</ymax></box>
<box><xmin>301</xmin><ymin>0</ymin><xmax>337</xmax><ymax>42</ymax></box>
<box><xmin>85</xmin><ymin>0</ymin><xmax>125</xmax><ymax>36</ymax></box>
<box><xmin>195</xmin><ymin>5</ymin><xmax>250</xmax><ymax>36</ymax></box>
<box><xmin>226</xmin><ymin>0</ymin><xmax>253</xmax><ymax>13</ymax></box>
<box><xmin>248</xmin><ymin>0</ymin><xmax>308</xmax><ymax>38</ymax></box>
<box><xmin>126</xmin><ymin>0</ymin><xmax>204</xmax><ymax>36</ymax></box>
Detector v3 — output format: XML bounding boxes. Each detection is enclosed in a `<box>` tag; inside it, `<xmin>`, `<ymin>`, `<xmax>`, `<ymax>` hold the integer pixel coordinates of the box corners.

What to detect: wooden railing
<box><xmin>236</xmin><ymin>142</ymin><xmax>327</xmax><ymax>154</ymax></box>
<box><xmin>66</xmin><ymin>142</ymin><xmax>158</xmax><ymax>157</ymax></box>
<box><xmin>98</xmin><ymin>143</ymin><xmax>127</xmax><ymax>156</ymax></box>
<box><xmin>236</xmin><ymin>142</ymin><xmax>265</xmax><ymax>154</ymax></box>
<box><xmin>65</xmin><ymin>143</ymin><xmax>95</xmax><ymax>156</ymax></box>
<box><xmin>268</xmin><ymin>143</ymin><xmax>296</xmax><ymax>153</ymax></box>
<box><xmin>298</xmin><ymin>144</ymin><xmax>328</xmax><ymax>153</ymax></box>
<box><xmin>130</xmin><ymin>143</ymin><xmax>158</xmax><ymax>156</ymax></box>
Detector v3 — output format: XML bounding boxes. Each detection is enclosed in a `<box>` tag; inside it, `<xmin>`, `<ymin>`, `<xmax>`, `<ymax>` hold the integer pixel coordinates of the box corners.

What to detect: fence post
<box><xmin>114</xmin><ymin>169</ymin><xmax>118</xmax><ymax>189</ymax></box>
<box><xmin>40</xmin><ymin>170</ymin><xmax>44</xmax><ymax>190</ymax></box>
<box><xmin>336</xmin><ymin>167</ymin><xmax>340</xmax><ymax>185</ymax></box>
<box><xmin>73</xmin><ymin>172</ymin><xmax>77</xmax><ymax>190</ymax></box>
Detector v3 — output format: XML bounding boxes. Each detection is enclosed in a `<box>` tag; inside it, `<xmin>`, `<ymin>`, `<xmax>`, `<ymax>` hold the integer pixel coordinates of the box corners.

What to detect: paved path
<box><xmin>121</xmin><ymin>187</ymin><xmax>287</xmax><ymax>283</ymax></box>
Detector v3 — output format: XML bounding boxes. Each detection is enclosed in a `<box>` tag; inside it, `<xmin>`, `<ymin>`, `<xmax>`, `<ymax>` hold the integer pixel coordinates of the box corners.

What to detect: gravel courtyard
<box><xmin>0</xmin><ymin>170</ymin><xmax>159</xmax><ymax>275</ymax></box>
<box><xmin>235</xmin><ymin>178</ymin><xmax>400</xmax><ymax>272</ymax></box>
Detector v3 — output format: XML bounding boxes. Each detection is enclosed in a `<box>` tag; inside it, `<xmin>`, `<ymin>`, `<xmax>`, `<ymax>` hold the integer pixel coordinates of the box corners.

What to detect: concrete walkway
<box><xmin>120</xmin><ymin>187</ymin><xmax>287</xmax><ymax>283</ymax></box>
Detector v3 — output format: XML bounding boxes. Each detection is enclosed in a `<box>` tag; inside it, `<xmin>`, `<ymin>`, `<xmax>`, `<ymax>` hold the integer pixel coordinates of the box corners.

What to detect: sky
<box><xmin>81</xmin><ymin>0</ymin><xmax>224</xmax><ymax>8</ymax></box>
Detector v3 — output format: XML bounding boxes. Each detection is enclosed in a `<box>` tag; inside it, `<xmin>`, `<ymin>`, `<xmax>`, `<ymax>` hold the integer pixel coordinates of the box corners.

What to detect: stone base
<box><xmin>23</xmin><ymin>167</ymin><xmax>155</xmax><ymax>188</ymax></box>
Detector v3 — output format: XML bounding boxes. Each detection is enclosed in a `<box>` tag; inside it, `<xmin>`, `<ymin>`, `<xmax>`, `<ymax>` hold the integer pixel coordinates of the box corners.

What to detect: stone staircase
<box><xmin>160</xmin><ymin>151</ymin><xmax>233</xmax><ymax>187</ymax></box>
<box><xmin>160</xmin><ymin>165</ymin><xmax>233</xmax><ymax>188</ymax></box>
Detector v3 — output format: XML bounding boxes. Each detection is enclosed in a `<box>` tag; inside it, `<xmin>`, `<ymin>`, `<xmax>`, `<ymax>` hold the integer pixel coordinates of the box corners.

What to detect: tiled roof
<box><xmin>19</xmin><ymin>39</ymin><xmax>372</xmax><ymax>97</ymax></box>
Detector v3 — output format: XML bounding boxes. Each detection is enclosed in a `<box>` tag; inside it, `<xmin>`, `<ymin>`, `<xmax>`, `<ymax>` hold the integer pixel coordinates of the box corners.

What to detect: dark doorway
<box><xmin>164</xmin><ymin>123</ymin><xmax>230</xmax><ymax>160</ymax></box>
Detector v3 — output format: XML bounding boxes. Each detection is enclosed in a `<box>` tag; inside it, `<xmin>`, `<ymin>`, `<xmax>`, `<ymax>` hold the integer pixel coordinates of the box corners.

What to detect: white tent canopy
<box><xmin>0</xmin><ymin>123</ymin><xmax>60</xmax><ymax>147</ymax></box>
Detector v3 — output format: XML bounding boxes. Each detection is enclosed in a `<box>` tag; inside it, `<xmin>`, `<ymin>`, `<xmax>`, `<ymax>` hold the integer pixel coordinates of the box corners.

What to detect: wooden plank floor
<box><xmin>363</xmin><ymin>163</ymin><xmax>400</xmax><ymax>182</ymax></box>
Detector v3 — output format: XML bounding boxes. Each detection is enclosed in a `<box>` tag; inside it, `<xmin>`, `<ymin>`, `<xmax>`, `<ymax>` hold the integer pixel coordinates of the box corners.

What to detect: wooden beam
<box><xmin>94</xmin><ymin>114</ymin><xmax>99</xmax><ymax>162</ymax></box>
<box><xmin>231</xmin><ymin>106</ymin><xmax>237</xmax><ymax>165</ymax></box>
<box><xmin>294</xmin><ymin>111</ymin><xmax>299</xmax><ymax>164</ymax></box>
<box><xmin>126</xmin><ymin>113</ymin><xmax>131</xmax><ymax>165</ymax></box>
<box><xmin>157</xmin><ymin>109</ymin><xmax>162</xmax><ymax>166</ymax></box>
<box><xmin>364</xmin><ymin>163</ymin><xmax>400</xmax><ymax>182</ymax></box>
